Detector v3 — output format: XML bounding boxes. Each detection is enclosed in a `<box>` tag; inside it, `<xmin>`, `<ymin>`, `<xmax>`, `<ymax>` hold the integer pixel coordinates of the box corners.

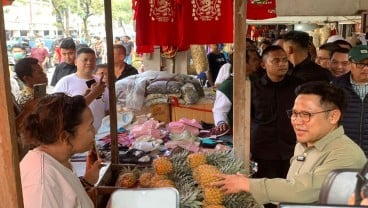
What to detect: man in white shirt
<box><xmin>212</xmin><ymin>48</ymin><xmax>260</xmax><ymax>135</ymax></box>
<box><xmin>54</xmin><ymin>47</ymin><xmax>109</xmax><ymax>130</ymax></box>
<box><xmin>214</xmin><ymin>54</ymin><xmax>233</xmax><ymax>88</ymax></box>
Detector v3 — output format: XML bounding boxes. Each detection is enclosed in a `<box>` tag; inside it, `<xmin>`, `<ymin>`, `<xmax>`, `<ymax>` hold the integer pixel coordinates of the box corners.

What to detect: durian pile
<box><xmin>118</xmin><ymin>150</ymin><xmax>261</xmax><ymax>208</ymax></box>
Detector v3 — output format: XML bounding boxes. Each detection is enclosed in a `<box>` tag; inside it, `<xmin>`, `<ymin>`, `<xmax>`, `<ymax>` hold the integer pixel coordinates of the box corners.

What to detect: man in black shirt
<box><xmin>282</xmin><ymin>31</ymin><xmax>332</xmax><ymax>82</ymax></box>
<box><xmin>206</xmin><ymin>44</ymin><xmax>227</xmax><ymax>86</ymax></box>
<box><xmin>113</xmin><ymin>44</ymin><xmax>138</xmax><ymax>81</ymax></box>
<box><xmin>50</xmin><ymin>38</ymin><xmax>77</xmax><ymax>86</ymax></box>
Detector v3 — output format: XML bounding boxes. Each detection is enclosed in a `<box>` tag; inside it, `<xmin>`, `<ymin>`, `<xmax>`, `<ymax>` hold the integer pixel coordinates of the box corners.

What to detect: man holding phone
<box><xmin>14</xmin><ymin>57</ymin><xmax>48</xmax><ymax>109</ymax></box>
<box><xmin>54</xmin><ymin>47</ymin><xmax>109</xmax><ymax>130</ymax></box>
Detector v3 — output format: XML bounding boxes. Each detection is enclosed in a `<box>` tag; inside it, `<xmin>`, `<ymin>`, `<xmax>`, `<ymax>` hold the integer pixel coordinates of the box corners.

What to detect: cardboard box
<box><xmin>134</xmin><ymin>103</ymin><xmax>171</xmax><ymax>124</ymax></box>
<box><xmin>170</xmin><ymin>103</ymin><xmax>214</xmax><ymax>124</ymax></box>
<box><xmin>149</xmin><ymin>103</ymin><xmax>170</xmax><ymax>123</ymax></box>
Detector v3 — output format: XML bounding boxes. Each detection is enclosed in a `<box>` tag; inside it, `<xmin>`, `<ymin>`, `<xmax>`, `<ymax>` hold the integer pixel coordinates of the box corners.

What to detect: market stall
<box><xmin>0</xmin><ymin>0</ymin><xmax>249</xmax><ymax>207</ymax></box>
<box><xmin>85</xmin><ymin>1</ymin><xmax>252</xmax><ymax>207</ymax></box>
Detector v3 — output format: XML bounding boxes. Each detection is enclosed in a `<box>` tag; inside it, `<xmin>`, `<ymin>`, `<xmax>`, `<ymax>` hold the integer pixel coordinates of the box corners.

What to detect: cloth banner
<box><xmin>134</xmin><ymin>0</ymin><xmax>233</xmax><ymax>52</ymax></box>
<box><xmin>2</xmin><ymin>0</ymin><xmax>13</xmax><ymax>6</ymax></box>
<box><xmin>135</xmin><ymin>0</ymin><xmax>179</xmax><ymax>49</ymax></box>
<box><xmin>247</xmin><ymin>0</ymin><xmax>277</xmax><ymax>20</ymax></box>
<box><xmin>177</xmin><ymin>0</ymin><xmax>233</xmax><ymax>45</ymax></box>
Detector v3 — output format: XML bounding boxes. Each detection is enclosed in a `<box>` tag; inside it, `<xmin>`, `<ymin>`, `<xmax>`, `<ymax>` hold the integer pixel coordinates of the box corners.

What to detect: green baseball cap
<box><xmin>349</xmin><ymin>45</ymin><xmax>368</xmax><ymax>62</ymax></box>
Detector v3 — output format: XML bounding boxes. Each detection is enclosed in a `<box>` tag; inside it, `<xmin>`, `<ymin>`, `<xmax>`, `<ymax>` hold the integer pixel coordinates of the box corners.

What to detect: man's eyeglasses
<box><xmin>352</xmin><ymin>62</ymin><xmax>368</xmax><ymax>69</ymax></box>
<box><xmin>286</xmin><ymin>109</ymin><xmax>335</xmax><ymax>122</ymax></box>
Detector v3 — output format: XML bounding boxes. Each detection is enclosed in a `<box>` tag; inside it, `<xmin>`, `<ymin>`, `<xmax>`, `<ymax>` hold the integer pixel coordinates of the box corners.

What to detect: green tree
<box><xmin>49</xmin><ymin>0</ymin><xmax>132</xmax><ymax>38</ymax></box>
<box><xmin>111</xmin><ymin>0</ymin><xmax>133</xmax><ymax>35</ymax></box>
<box><xmin>72</xmin><ymin>0</ymin><xmax>104</xmax><ymax>40</ymax></box>
<box><xmin>50</xmin><ymin>0</ymin><xmax>71</xmax><ymax>37</ymax></box>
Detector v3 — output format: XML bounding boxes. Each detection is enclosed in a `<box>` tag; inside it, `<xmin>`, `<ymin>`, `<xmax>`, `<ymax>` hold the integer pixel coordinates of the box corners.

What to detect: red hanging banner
<box><xmin>177</xmin><ymin>0</ymin><xmax>233</xmax><ymax>45</ymax></box>
<box><xmin>135</xmin><ymin>0</ymin><xmax>179</xmax><ymax>47</ymax></box>
<box><xmin>134</xmin><ymin>0</ymin><xmax>234</xmax><ymax>52</ymax></box>
<box><xmin>247</xmin><ymin>0</ymin><xmax>277</xmax><ymax>20</ymax></box>
<box><xmin>2</xmin><ymin>0</ymin><xmax>13</xmax><ymax>6</ymax></box>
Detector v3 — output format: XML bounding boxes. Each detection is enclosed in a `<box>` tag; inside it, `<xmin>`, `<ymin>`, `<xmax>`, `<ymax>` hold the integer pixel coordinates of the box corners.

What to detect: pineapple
<box><xmin>192</xmin><ymin>164</ymin><xmax>221</xmax><ymax>187</ymax></box>
<box><xmin>203</xmin><ymin>187</ymin><xmax>224</xmax><ymax>205</ymax></box>
<box><xmin>202</xmin><ymin>205</ymin><xmax>225</xmax><ymax>208</ymax></box>
<box><xmin>150</xmin><ymin>174</ymin><xmax>168</xmax><ymax>187</ymax></box>
<box><xmin>224</xmin><ymin>193</ymin><xmax>262</xmax><ymax>208</ymax></box>
<box><xmin>206</xmin><ymin>151</ymin><xmax>246</xmax><ymax>175</ymax></box>
<box><xmin>153</xmin><ymin>157</ymin><xmax>173</xmax><ymax>175</ymax></box>
<box><xmin>152</xmin><ymin>179</ymin><xmax>175</xmax><ymax>188</ymax></box>
<box><xmin>138</xmin><ymin>172</ymin><xmax>153</xmax><ymax>188</ymax></box>
<box><xmin>118</xmin><ymin>172</ymin><xmax>137</xmax><ymax>188</ymax></box>
<box><xmin>165</xmin><ymin>150</ymin><xmax>261</xmax><ymax>208</ymax></box>
<box><xmin>187</xmin><ymin>152</ymin><xmax>207</xmax><ymax>169</ymax></box>
<box><xmin>170</xmin><ymin>150</ymin><xmax>191</xmax><ymax>175</ymax></box>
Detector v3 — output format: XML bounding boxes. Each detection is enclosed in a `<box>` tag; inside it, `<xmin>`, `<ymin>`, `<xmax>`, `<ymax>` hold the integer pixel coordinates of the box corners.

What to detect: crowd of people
<box><xmin>211</xmin><ymin>30</ymin><xmax>368</xmax><ymax>207</ymax></box>
<box><xmin>9</xmin><ymin>36</ymin><xmax>138</xmax><ymax>207</ymax></box>
<box><xmin>7</xmin><ymin>30</ymin><xmax>368</xmax><ymax>207</ymax></box>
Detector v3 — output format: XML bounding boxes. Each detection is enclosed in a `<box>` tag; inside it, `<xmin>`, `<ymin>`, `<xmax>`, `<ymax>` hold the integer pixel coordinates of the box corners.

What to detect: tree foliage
<box><xmin>69</xmin><ymin>0</ymin><xmax>104</xmax><ymax>39</ymax></box>
<box><xmin>45</xmin><ymin>0</ymin><xmax>133</xmax><ymax>38</ymax></box>
<box><xmin>50</xmin><ymin>0</ymin><xmax>70</xmax><ymax>37</ymax></box>
<box><xmin>112</xmin><ymin>0</ymin><xmax>133</xmax><ymax>26</ymax></box>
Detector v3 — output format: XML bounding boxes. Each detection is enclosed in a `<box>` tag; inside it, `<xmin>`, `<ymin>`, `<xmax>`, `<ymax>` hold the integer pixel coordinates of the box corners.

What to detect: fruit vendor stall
<box><xmin>0</xmin><ymin>0</ymin><xmax>251</xmax><ymax>207</ymax></box>
<box><xmin>88</xmin><ymin>0</ymin><xmax>253</xmax><ymax>206</ymax></box>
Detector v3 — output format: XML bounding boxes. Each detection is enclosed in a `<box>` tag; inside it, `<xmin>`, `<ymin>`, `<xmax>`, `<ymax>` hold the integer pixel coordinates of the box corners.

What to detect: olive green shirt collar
<box><xmin>300</xmin><ymin>126</ymin><xmax>344</xmax><ymax>152</ymax></box>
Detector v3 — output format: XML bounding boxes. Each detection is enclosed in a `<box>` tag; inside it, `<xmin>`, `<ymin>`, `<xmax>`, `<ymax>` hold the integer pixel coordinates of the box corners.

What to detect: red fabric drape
<box><xmin>2</xmin><ymin>0</ymin><xmax>13</xmax><ymax>6</ymax></box>
<box><xmin>177</xmin><ymin>0</ymin><xmax>233</xmax><ymax>45</ymax></box>
<box><xmin>134</xmin><ymin>0</ymin><xmax>277</xmax><ymax>53</ymax></box>
<box><xmin>134</xmin><ymin>0</ymin><xmax>233</xmax><ymax>53</ymax></box>
<box><xmin>247</xmin><ymin>0</ymin><xmax>277</xmax><ymax>20</ymax></box>
<box><xmin>135</xmin><ymin>0</ymin><xmax>179</xmax><ymax>53</ymax></box>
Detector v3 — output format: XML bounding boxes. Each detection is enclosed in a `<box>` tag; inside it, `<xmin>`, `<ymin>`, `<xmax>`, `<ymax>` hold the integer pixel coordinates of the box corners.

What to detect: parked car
<box><xmin>6</xmin><ymin>36</ymin><xmax>35</xmax><ymax>51</ymax></box>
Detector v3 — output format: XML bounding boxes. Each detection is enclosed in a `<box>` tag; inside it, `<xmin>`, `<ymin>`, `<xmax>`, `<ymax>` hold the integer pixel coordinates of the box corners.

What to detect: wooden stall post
<box><xmin>0</xmin><ymin>2</ymin><xmax>24</xmax><ymax>207</ymax></box>
<box><xmin>103</xmin><ymin>0</ymin><xmax>119</xmax><ymax>164</ymax></box>
<box><xmin>233</xmin><ymin>0</ymin><xmax>250</xmax><ymax>173</ymax></box>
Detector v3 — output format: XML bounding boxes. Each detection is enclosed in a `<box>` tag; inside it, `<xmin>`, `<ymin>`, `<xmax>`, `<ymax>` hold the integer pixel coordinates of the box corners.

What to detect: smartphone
<box><xmin>91</xmin><ymin>142</ymin><xmax>100</xmax><ymax>161</ymax></box>
<box><xmin>86</xmin><ymin>79</ymin><xmax>102</xmax><ymax>99</ymax></box>
<box><xmin>86</xmin><ymin>79</ymin><xmax>96</xmax><ymax>88</ymax></box>
<box><xmin>33</xmin><ymin>83</ymin><xmax>47</xmax><ymax>99</ymax></box>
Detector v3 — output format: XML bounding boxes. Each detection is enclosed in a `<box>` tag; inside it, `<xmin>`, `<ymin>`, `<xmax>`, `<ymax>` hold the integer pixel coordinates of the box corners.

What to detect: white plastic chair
<box><xmin>110</xmin><ymin>188</ymin><xmax>179</xmax><ymax>208</ymax></box>
<box><xmin>318</xmin><ymin>169</ymin><xmax>360</xmax><ymax>205</ymax></box>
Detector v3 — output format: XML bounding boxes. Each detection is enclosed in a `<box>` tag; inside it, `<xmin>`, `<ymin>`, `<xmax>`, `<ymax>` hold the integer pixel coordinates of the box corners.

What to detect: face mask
<box><xmin>13</xmin><ymin>52</ymin><xmax>25</xmax><ymax>61</ymax></box>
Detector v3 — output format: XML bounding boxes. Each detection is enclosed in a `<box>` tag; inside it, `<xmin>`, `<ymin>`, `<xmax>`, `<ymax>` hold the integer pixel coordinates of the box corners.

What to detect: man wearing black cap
<box><xmin>333</xmin><ymin>45</ymin><xmax>368</xmax><ymax>156</ymax></box>
<box><xmin>50</xmin><ymin>38</ymin><xmax>77</xmax><ymax>86</ymax></box>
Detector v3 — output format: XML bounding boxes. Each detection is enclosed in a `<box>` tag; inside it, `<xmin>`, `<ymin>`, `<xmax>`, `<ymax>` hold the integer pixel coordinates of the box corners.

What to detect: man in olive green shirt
<box><xmin>214</xmin><ymin>81</ymin><xmax>367</xmax><ymax>205</ymax></box>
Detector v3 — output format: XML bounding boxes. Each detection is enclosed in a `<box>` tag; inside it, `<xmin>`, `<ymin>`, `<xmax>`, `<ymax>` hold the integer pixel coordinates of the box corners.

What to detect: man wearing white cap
<box><xmin>333</xmin><ymin>45</ymin><xmax>368</xmax><ymax>156</ymax></box>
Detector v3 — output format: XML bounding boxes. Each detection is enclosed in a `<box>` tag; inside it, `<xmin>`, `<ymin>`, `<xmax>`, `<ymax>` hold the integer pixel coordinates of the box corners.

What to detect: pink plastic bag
<box><xmin>168</xmin><ymin>118</ymin><xmax>202</xmax><ymax>136</ymax></box>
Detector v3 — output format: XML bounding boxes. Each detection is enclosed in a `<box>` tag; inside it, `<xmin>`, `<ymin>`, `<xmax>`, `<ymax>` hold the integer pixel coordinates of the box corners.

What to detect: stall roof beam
<box><xmin>248</xmin><ymin>16</ymin><xmax>361</xmax><ymax>25</ymax></box>
<box><xmin>276</xmin><ymin>0</ymin><xmax>367</xmax><ymax>16</ymax></box>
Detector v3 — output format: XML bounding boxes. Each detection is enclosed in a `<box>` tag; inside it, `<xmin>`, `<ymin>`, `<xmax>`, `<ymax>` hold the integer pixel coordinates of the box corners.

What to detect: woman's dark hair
<box><xmin>21</xmin><ymin>93</ymin><xmax>87</xmax><ymax>145</ymax></box>
<box><xmin>295</xmin><ymin>81</ymin><xmax>347</xmax><ymax>124</ymax></box>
